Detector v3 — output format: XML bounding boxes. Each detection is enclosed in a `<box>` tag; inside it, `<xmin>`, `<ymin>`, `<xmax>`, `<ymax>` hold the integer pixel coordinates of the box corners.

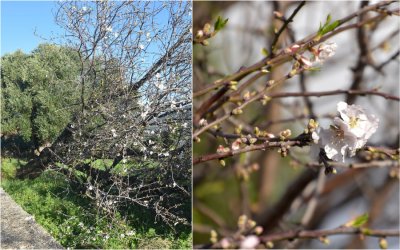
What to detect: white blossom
<box><xmin>105</xmin><ymin>26</ymin><xmax>113</xmax><ymax>32</ymax></box>
<box><xmin>139</xmin><ymin>44</ymin><xmax>145</xmax><ymax>50</ymax></box>
<box><xmin>240</xmin><ymin>235</ymin><xmax>260</xmax><ymax>249</ymax></box>
<box><xmin>82</xmin><ymin>6</ymin><xmax>87</xmax><ymax>11</ymax></box>
<box><xmin>314</xmin><ymin>101</ymin><xmax>379</xmax><ymax>162</ymax></box>
<box><xmin>334</xmin><ymin>101</ymin><xmax>379</xmax><ymax>148</ymax></box>
<box><xmin>314</xmin><ymin>41</ymin><xmax>337</xmax><ymax>63</ymax></box>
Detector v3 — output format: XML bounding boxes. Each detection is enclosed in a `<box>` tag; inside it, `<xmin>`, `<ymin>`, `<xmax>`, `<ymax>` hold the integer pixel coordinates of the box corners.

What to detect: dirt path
<box><xmin>0</xmin><ymin>187</ymin><xmax>63</xmax><ymax>249</ymax></box>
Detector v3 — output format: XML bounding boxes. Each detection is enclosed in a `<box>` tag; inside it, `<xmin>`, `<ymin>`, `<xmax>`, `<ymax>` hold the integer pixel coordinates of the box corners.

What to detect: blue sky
<box><xmin>1</xmin><ymin>1</ymin><xmax>61</xmax><ymax>56</ymax></box>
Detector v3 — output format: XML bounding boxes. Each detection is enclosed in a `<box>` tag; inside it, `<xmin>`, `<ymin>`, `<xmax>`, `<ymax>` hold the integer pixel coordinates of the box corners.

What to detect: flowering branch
<box><xmin>260</xmin><ymin>227</ymin><xmax>400</xmax><ymax>242</ymax></box>
<box><xmin>268</xmin><ymin>88</ymin><xmax>400</xmax><ymax>101</ymax></box>
<box><xmin>193</xmin><ymin>133</ymin><xmax>310</xmax><ymax>165</ymax></box>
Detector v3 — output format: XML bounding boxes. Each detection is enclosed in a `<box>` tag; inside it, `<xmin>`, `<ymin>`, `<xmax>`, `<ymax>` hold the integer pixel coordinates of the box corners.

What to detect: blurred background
<box><xmin>193</xmin><ymin>1</ymin><xmax>399</xmax><ymax>248</ymax></box>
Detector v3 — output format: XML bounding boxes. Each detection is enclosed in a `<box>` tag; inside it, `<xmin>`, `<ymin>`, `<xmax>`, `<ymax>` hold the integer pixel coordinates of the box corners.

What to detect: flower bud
<box><xmin>201</xmin><ymin>40</ymin><xmax>209</xmax><ymax>46</ymax></box>
<box><xmin>203</xmin><ymin>23</ymin><xmax>211</xmax><ymax>34</ymax></box>
<box><xmin>254</xmin><ymin>127</ymin><xmax>260</xmax><ymax>137</ymax></box>
<box><xmin>235</xmin><ymin>125</ymin><xmax>243</xmax><ymax>135</ymax></box>
<box><xmin>232</xmin><ymin>108</ymin><xmax>243</xmax><ymax>115</ymax></box>
<box><xmin>261</xmin><ymin>95</ymin><xmax>271</xmax><ymax>105</ymax></box>
<box><xmin>379</xmin><ymin>237</ymin><xmax>387</xmax><ymax>249</ymax></box>
<box><xmin>254</xmin><ymin>226</ymin><xmax>263</xmax><ymax>235</ymax></box>
<box><xmin>243</xmin><ymin>91</ymin><xmax>251</xmax><ymax>101</ymax></box>
<box><xmin>319</xmin><ymin>236</ymin><xmax>330</xmax><ymax>245</ymax></box>
<box><xmin>231</xmin><ymin>139</ymin><xmax>242</xmax><ymax>151</ymax></box>
<box><xmin>199</xmin><ymin>118</ymin><xmax>208</xmax><ymax>127</ymax></box>
<box><xmin>196</xmin><ymin>30</ymin><xmax>204</xmax><ymax>39</ymax></box>
<box><xmin>210</xmin><ymin>230</ymin><xmax>218</xmax><ymax>244</ymax></box>
<box><xmin>279</xmin><ymin>129</ymin><xmax>292</xmax><ymax>140</ymax></box>
<box><xmin>238</xmin><ymin>214</ymin><xmax>247</xmax><ymax>229</ymax></box>
<box><xmin>266</xmin><ymin>241</ymin><xmax>274</xmax><ymax>248</ymax></box>
<box><xmin>249</xmin><ymin>138</ymin><xmax>257</xmax><ymax>144</ymax></box>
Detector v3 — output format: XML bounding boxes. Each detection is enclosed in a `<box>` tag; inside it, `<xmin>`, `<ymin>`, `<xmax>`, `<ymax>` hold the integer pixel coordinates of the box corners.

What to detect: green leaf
<box><xmin>214</xmin><ymin>16</ymin><xmax>229</xmax><ymax>32</ymax></box>
<box><xmin>320</xmin><ymin>20</ymin><xmax>340</xmax><ymax>36</ymax></box>
<box><xmin>317</xmin><ymin>14</ymin><xmax>339</xmax><ymax>36</ymax></box>
<box><xmin>326</xmin><ymin>14</ymin><xmax>332</xmax><ymax>25</ymax></box>
<box><xmin>345</xmin><ymin>213</ymin><xmax>369</xmax><ymax>228</ymax></box>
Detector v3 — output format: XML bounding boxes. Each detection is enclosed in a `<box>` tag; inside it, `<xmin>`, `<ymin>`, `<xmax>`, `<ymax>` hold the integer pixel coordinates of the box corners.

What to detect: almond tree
<box><xmin>17</xmin><ymin>0</ymin><xmax>192</xmax><ymax>227</ymax></box>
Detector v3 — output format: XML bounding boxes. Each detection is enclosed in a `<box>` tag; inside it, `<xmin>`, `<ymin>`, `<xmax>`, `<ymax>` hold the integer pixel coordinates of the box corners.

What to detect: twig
<box><xmin>270</xmin><ymin>1</ymin><xmax>306</xmax><ymax>54</ymax></box>
<box><xmin>376</xmin><ymin>49</ymin><xmax>400</xmax><ymax>71</ymax></box>
<box><xmin>260</xmin><ymin>227</ymin><xmax>400</xmax><ymax>242</ymax></box>
<box><xmin>193</xmin><ymin>140</ymin><xmax>303</xmax><ymax>165</ymax></box>
<box><xmin>268</xmin><ymin>88</ymin><xmax>400</xmax><ymax>101</ymax></box>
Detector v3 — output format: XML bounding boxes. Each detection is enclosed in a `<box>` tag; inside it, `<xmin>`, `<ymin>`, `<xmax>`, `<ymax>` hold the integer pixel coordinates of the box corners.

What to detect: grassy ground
<box><xmin>1</xmin><ymin>158</ymin><xmax>192</xmax><ymax>249</ymax></box>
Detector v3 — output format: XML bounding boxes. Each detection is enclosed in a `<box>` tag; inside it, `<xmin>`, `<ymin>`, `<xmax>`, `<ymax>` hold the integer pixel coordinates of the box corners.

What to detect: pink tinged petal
<box><xmin>290</xmin><ymin>44</ymin><xmax>300</xmax><ymax>53</ymax></box>
<box><xmin>240</xmin><ymin>235</ymin><xmax>260</xmax><ymax>249</ymax></box>
<box><xmin>300</xmin><ymin>56</ymin><xmax>313</xmax><ymax>68</ymax></box>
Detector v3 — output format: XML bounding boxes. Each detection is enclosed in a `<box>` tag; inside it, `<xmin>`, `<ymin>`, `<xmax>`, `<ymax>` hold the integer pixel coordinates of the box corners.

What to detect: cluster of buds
<box><xmin>241</xmin><ymin>134</ymin><xmax>257</xmax><ymax>145</ymax></box>
<box><xmin>261</xmin><ymin>95</ymin><xmax>272</xmax><ymax>106</ymax></box>
<box><xmin>210</xmin><ymin>229</ymin><xmax>218</xmax><ymax>244</ymax></box>
<box><xmin>217</xmin><ymin>145</ymin><xmax>230</xmax><ymax>154</ymax></box>
<box><xmin>195</xmin><ymin>23</ymin><xmax>212</xmax><ymax>46</ymax></box>
<box><xmin>237</xmin><ymin>215</ymin><xmax>257</xmax><ymax>232</ymax></box>
<box><xmin>254</xmin><ymin>126</ymin><xmax>275</xmax><ymax>139</ymax></box>
<box><xmin>228</xmin><ymin>80</ymin><xmax>238</xmax><ymax>90</ymax></box>
<box><xmin>232</xmin><ymin>107</ymin><xmax>243</xmax><ymax>115</ymax></box>
<box><xmin>279</xmin><ymin>128</ymin><xmax>292</xmax><ymax>140</ymax></box>
<box><xmin>242</xmin><ymin>91</ymin><xmax>257</xmax><ymax>102</ymax></box>
<box><xmin>278</xmin><ymin>144</ymin><xmax>291</xmax><ymax>158</ymax></box>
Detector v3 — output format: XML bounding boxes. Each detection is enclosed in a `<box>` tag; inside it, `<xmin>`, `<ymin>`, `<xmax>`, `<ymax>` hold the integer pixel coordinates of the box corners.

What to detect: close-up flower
<box><xmin>314</xmin><ymin>41</ymin><xmax>337</xmax><ymax>62</ymax></box>
<box><xmin>314</xmin><ymin>101</ymin><xmax>379</xmax><ymax>162</ymax></box>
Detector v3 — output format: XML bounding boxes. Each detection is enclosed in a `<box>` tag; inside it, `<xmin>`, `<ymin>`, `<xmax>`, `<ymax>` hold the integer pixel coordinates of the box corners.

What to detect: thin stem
<box><xmin>270</xmin><ymin>1</ymin><xmax>306</xmax><ymax>54</ymax></box>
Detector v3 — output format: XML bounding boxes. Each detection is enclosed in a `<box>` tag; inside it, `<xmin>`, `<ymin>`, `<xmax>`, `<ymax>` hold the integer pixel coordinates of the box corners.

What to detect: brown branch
<box><xmin>376</xmin><ymin>49</ymin><xmax>400</xmax><ymax>71</ymax></box>
<box><xmin>260</xmin><ymin>227</ymin><xmax>400</xmax><ymax>242</ymax></box>
<box><xmin>268</xmin><ymin>88</ymin><xmax>400</xmax><ymax>101</ymax></box>
<box><xmin>193</xmin><ymin>134</ymin><xmax>310</xmax><ymax>165</ymax></box>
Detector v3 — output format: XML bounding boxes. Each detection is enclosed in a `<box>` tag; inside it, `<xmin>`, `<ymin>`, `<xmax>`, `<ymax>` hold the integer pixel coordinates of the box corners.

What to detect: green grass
<box><xmin>1</xmin><ymin>158</ymin><xmax>192</xmax><ymax>249</ymax></box>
